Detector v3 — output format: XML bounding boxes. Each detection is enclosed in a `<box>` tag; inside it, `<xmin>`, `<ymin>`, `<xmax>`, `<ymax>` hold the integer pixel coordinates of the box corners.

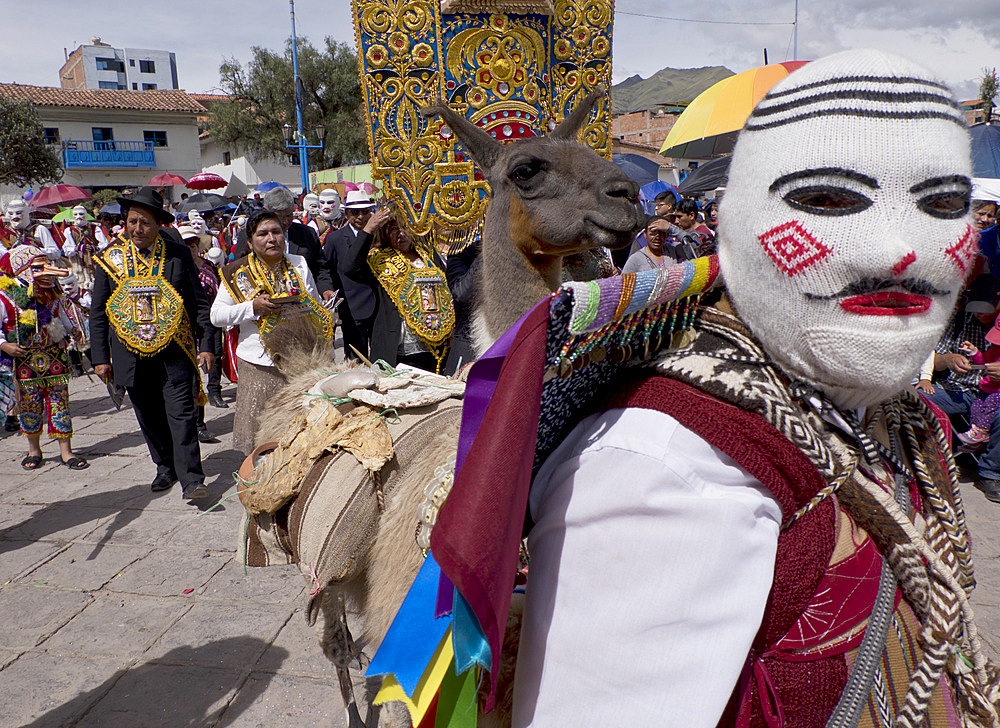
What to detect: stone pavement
<box><xmin>0</xmin><ymin>374</ymin><xmax>349</xmax><ymax>727</ymax></box>
<box><xmin>3</xmin><ymin>373</ymin><xmax>1000</xmax><ymax>727</ymax></box>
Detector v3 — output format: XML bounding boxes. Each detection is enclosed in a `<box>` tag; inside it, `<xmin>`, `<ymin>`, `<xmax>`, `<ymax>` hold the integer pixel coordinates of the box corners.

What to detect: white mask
<box><xmin>303</xmin><ymin>194</ymin><xmax>320</xmax><ymax>218</ymax></box>
<box><xmin>72</xmin><ymin>206</ymin><xmax>89</xmax><ymax>228</ymax></box>
<box><xmin>62</xmin><ymin>271</ymin><xmax>79</xmax><ymax>296</ymax></box>
<box><xmin>5</xmin><ymin>200</ymin><xmax>28</xmax><ymax>230</ymax></box>
<box><xmin>187</xmin><ymin>210</ymin><xmax>208</xmax><ymax>236</ymax></box>
<box><xmin>319</xmin><ymin>189</ymin><xmax>342</xmax><ymax>221</ymax></box>
<box><xmin>718</xmin><ymin>49</ymin><xmax>973</xmax><ymax>410</ymax></box>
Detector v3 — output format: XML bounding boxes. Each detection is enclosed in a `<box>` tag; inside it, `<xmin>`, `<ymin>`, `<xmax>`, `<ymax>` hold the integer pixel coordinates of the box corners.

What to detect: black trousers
<box><xmin>127</xmin><ymin>353</ymin><xmax>204</xmax><ymax>487</ymax></box>
<box><xmin>398</xmin><ymin>351</ymin><xmax>438</xmax><ymax>372</ymax></box>
<box><xmin>205</xmin><ymin>326</ymin><xmax>223</xmax><ymax>397</ymax></box>
<box><xmin>341</xmin><ymin>307</ymin><xmax>372</xmax><ymax>362</ymax></box>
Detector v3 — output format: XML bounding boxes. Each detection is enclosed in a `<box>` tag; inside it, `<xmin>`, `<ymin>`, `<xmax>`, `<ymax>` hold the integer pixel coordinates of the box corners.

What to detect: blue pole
<box><xmin>289</xmin><ymin>0</ymin><xmax>309</xmax><ymax>193</ymax></box>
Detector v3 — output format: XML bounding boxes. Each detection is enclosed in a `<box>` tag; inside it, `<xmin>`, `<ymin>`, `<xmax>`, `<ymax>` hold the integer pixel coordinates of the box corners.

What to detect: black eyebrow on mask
<box><xmin>908</xmin><ymin>175</ymin><xmax>972</xmax><ymax>194</ymax></box>
<box><xmin>768</xmin><ymin>167</ymin><xmax>879</xmax><ymax>194</ymax></box>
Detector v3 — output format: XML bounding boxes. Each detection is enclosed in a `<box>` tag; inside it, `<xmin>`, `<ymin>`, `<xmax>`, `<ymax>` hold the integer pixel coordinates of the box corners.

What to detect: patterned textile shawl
<box><xmin>647</xmin><ymin>305</ymin><xmax>984</xmax><ymax>727</ymax></box>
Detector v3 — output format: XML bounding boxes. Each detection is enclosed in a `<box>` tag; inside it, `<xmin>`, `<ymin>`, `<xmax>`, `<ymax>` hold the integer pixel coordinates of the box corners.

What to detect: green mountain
<box><xmin>611</xmin><ymin>66</ymin><xmax>735</xmax><ymax>114</ymax></box>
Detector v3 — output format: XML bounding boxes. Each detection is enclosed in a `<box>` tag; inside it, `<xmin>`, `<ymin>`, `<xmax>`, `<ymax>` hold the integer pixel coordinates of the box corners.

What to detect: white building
<box><xmin>190</xmin><ymin>93</ymin><xmax>305</xmax><ymax>194</ymax></box>
<box><xmin>60</xmin><ymin>38</ymin><xmax>179</xmax><ymax>92</ymax></box>
<box><xmin>0</xmin><ymin>84</ymin><xmax>204</xmax><ymax>193</ymax></box>
<box><xmin>199</xmin><ymin>132</ymin><xmax>304</xmax><ymax>195</ymax></box>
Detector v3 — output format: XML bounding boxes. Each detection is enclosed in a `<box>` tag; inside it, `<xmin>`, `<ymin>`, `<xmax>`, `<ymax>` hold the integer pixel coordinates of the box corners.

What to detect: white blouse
<box><xmin>209</xmin><ymin>252</ymin><xmax>321</xmax><ymax>367</ymax></box>
<box><xmin>514</xmin><ymin>407</ymin><xmax>783</xmax><ymax>727</ymax></box>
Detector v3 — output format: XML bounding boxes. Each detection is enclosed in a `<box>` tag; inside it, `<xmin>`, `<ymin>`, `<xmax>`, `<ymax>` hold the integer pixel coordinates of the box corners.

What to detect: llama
<box><xmin>245</xmin><ymin>89</ymin><xmax>642</xmax><ymax>727</ymax></box>
<box><xmin>421</xmin><ymin>88</ymin><xmax>641</xmax><ymax>352</ymax></box>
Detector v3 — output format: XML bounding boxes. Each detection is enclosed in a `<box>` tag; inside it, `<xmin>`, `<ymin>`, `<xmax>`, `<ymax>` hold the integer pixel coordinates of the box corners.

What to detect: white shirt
<box><xmin>61</xmin><ymin>225</ymin><xmax>110</xmax><ymax>256</ymax></box>
<box><xmin>514</xmin><ymin>407</ymin><xmax>783</xmax><ymax>728</ymax></box>
<box><xmin>31</xmin><ymin>225</ymin><xmax>62</xmax><ymax>260</ymax></box>
<box><xmin>209</xmin><ymin>252</ymin><xmax>320</xmax><ymax>367</ymax></box>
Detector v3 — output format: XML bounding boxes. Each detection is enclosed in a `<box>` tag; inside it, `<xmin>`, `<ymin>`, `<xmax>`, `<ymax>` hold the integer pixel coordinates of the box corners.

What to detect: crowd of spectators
<box><xmin>6</xmin><ymin>181</ymin><xmax>998</xmax><ymax>506</ymax></box>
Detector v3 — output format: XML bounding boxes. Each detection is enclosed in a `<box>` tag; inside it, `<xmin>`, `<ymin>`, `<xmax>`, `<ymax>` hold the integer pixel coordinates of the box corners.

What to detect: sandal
<box><xmin>21</xmin><ymin>455</ymin><xmax>43</xmax><ymax>470</ymax></box>
<box><xmin>61</xmin><ymin>456</ymin><xmax>89</xmax><ymax>471</ymax></box>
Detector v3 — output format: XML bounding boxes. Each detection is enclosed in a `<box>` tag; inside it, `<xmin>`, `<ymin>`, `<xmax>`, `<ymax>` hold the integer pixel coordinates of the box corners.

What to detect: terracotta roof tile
<box><xmin>189</xmin><ymin>93</ymin><xmax>231</xmax><ymax>103</ymax></box>
<box><xmin>0</xmin><ymin>84</ymin><xmax>206</xmax><ymax>114</ymax></box>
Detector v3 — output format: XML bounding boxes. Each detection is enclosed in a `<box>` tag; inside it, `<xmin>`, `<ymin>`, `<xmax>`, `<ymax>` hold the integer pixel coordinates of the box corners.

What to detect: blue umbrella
<box><xmin>612</xmin><ymin>153</ymin><xmax>661</xmax><ymax>188</ymax></box>
<box><xmin>254</xmin><ymin>181</ymin><xmax>290</xmax><ymax>194</ymax></box>
<box><xmin>99</xmin><ymin>202</ymin><xmax>121</xmax><ymax>216</ymax></box>
<box><xmin>638</xmin><ymin>180</ymin><xmax>680</xmax><ymax>215</ymax></box>
<box><xmin>970</xmin><ymin>124</ymin><xmax>1000</xmax><ymax>179</ymax></box>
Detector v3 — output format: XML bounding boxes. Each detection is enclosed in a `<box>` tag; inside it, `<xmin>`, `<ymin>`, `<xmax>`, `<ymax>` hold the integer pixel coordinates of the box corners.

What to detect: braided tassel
<box><xmin>886</xmin><ymin>542</ymin><xmax>930</xmax><ymax>622</ymax></box>
<box><xmin>893</xmin><ymin>514</ymin><xmax>961</xmax><ymax>728</ymax></box>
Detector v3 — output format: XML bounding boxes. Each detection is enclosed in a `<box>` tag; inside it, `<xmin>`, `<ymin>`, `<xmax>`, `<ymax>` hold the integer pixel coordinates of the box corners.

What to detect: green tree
<box><xmin>0</xmin><ymin>96</ymin><xmax>63</xmax><ymax>187</ymax></box>
<box><xmin>210</xmin><ymin>37</ymin><xmax>368</xmax><ymax>171</ymax></box>
<box><xmin>980</xmin><ymin>67</ymin><xmax>998</xmax><ymax>124</ymax></box>
<box><xmin>87</xmin><ymin>188</ymin><xmax>119</xmax><ymax>215</ymax></box>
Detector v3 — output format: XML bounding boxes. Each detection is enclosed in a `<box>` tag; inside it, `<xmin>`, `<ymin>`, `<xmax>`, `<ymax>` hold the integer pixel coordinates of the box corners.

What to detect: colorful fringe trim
<box><xmin>365</xmin><ymin>256</ymin><xmax>723</xmax><ymax>717</ymax></box>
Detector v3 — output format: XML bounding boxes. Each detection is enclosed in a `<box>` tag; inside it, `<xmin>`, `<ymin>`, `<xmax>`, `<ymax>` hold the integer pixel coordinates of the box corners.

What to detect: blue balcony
<box><xmin>63</xmin><ymin>140</ymin><xmax>156</xmax><ymax>169</ymax></box>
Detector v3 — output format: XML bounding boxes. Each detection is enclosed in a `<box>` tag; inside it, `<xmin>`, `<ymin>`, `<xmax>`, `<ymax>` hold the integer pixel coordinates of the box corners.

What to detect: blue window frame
<box><xmin>92</xmin><ymin>127</ymin><xmax>114</xmax><ymax>151</ymax></box>
<box><xmin>143</xmin><ymin>130</ymin><xmax>167</xmax><ymax>147</ymax></box>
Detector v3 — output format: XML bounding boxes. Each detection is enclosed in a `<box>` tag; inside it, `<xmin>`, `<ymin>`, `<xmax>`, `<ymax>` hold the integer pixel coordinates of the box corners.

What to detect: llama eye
<box><xmin>917</xmin><ymin>191</ymin><xmax>969</xmax><ymax>219</ymax></box>
<box><xmin>510</xmin><ymin>161</ymin><xmax>543</xmax><ymax>186</ymax></box>
<box><xmin>783</xmin><ymin>186</ymin><xmax>872</xmax><ymax>216</ymax></box>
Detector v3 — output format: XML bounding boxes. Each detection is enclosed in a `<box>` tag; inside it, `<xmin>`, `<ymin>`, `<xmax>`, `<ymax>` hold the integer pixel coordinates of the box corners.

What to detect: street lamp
<box><xmin>285</xmin><ymin>0</ymin><xmax>322</xmax><ymax>193</ymax></box>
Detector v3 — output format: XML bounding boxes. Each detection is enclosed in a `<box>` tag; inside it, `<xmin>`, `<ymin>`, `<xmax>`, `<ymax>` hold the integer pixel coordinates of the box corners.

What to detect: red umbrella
<box><xmin>29</xmin><ymin>184</ymin><xmax>93</xmax><ymax>208</ymax></box>
<box><xmin>149</xmin><ymin>173</ymin><xmax>188</xmax><ymax>186</ymax></box>
<box><xmin>186</xmin><ymin>172</ymin><xmax>228</xmax><ymax>190</ymax></box>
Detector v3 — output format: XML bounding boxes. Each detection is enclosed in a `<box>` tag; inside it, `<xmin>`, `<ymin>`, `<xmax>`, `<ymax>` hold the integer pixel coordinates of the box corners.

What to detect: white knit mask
<box><xmin>719</xmin><ymin>50</ymin><xmax>973</xmax><ymax>410</ymax></box>
<box><xmin>319</xmin><ymin>189</ymin><xmax>342</xmax><ymax>221</ymax></box>
<box><xmin>303</xmin><ymin>193</ymin><xmax>320</xmax><ymax>218</ymax></box>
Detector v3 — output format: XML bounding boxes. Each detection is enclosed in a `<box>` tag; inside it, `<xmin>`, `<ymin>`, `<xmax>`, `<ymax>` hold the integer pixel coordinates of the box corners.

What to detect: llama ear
<box><xmin>421</xmin><ymin>102</ymin><xmax>502</xmax><ymax>174</ymax></box>
<box><xmin>549</xmin><ymin>86</ymin><xmax>606</xmax><ymax>141</ymax></box>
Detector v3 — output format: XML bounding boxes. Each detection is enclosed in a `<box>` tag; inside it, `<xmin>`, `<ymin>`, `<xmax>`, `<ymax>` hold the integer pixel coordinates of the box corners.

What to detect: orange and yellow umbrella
<box><xmin>660</xmin><ymin>61</ymin><xmax>809</xmax><ymax>158</ymax></box>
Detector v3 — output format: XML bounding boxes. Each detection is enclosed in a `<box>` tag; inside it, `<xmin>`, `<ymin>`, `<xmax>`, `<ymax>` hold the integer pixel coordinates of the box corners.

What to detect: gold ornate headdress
<box><xmin>351</xmin><ymin>0</ymin><xmax>615</xmax><ymax>235</ymax></box>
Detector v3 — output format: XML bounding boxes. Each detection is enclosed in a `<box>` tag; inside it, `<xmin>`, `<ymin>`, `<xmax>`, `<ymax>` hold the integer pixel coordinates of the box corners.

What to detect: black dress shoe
<box><xmin>197</xmin><ymin>427</ymin><xmax>219</xmax><ymax>443</ymax></box>
<box><xmin>977</xmin><ymin>478</ymin><xmax>1000</xmax><ymax>503</ymax></box>
<box><xmin>151</xmin><ymin>472</ymin><xmax>177</xmax><ymax>492</ymax></box>
<box><xmin>182</xmin><ymin>482</ymin><xmax>209</xmax><ymax>500</ymax></box>
<box><xmin>207</xmin><ymin>392</ymin><xmax>228</xmax><ymax>409</ymax></box>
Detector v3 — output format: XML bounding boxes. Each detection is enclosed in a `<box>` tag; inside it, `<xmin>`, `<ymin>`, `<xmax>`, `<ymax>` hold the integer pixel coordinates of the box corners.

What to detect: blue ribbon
<box><xmin>366</xmin><ymin>555</ymin><xmax>452</xmax><ymax>696</ymax></box>
<box><xmin>452</xmin><ymin>589</ymin><xmax>492</xmax><ymax>674</ymax></box>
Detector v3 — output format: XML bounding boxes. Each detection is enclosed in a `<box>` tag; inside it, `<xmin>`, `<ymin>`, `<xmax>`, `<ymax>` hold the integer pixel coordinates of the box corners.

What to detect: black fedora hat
<box><xmin>117</xmin><ymin>186</ymin><xmax>174</xmax><ymax>225</ymax></box>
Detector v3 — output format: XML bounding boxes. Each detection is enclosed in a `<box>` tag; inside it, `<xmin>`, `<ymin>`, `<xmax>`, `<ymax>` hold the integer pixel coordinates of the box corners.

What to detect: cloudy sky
<box><xmin>3</xmin><ymin>1</ymin><xmax>997</xmax><ymax>101</ymax></box>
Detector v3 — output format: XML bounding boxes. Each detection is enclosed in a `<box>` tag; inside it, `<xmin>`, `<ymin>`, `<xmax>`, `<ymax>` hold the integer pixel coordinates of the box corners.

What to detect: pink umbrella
<box><xmin>149</xmin><ymin>173</ymin><xmax>188</xmax><ymax>186</ymax></box>
<box><xmin>29</xmin><ymin>184</ymin><xmax>93</xmax><ymax>208</ymax></box>
<box><xmin>186</xmin><ymin>172</ymin><xmax>228</xmax><ymax>190</ymax></box>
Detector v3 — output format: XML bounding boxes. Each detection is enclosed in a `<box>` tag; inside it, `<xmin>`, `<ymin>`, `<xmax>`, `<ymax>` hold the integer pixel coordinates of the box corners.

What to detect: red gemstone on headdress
<box><xmin>757</xmin><ymin>220</ymin><xmax>831</xmax><ymax>276</ymax></box>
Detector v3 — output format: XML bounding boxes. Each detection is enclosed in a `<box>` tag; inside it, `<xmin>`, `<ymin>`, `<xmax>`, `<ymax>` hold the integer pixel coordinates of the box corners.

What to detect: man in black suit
<box><xmin>326</xmin><ymin>191</ymin><xmax>383</xmax><ymax>360</ymax></box>
<box><xmin>90</xmin><ymin>187</ymin><xmax>215</xmax><ymax>501</ymax></box>
<box><xmin>231</xmin><ymin>187</ymin><xmax>335</xmax><ymax>301</ymax></box>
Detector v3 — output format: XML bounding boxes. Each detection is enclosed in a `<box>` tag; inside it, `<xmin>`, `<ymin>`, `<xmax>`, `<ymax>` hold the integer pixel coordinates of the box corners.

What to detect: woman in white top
<box><xmin>210</xmin><ymin>210</ymin><xmax>333</xmax><ymax>454</ymax></box>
